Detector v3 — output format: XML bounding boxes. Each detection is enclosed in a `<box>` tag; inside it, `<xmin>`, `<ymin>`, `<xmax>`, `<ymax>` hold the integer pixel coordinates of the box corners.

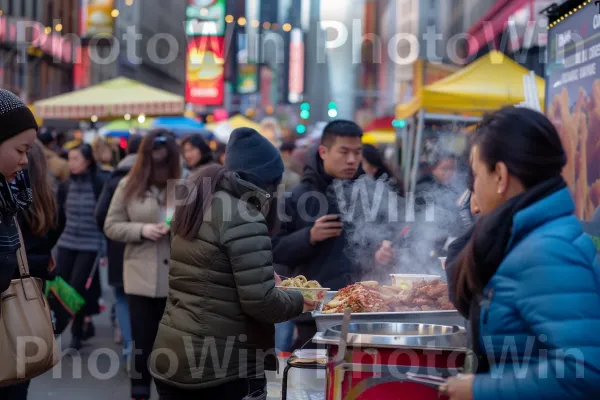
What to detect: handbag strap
<box><xmin>13</xmin><ymin>216</ymin><xmax>30</xmax><ymax>278</ymax></box>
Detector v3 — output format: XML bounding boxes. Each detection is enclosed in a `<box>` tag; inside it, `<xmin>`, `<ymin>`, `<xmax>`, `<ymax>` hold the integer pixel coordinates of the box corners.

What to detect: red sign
<box><xmin>73</xmin><ymin>46</ymin><xmax>90</xmax><ymax>89</ymax></box>
<box><xmin>185</xmin><ymin>36</ymin><xmax>225</xmax><ymax>106</ymax></box>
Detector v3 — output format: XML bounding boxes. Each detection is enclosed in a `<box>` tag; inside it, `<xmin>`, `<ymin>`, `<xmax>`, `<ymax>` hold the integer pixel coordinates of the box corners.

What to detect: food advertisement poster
<box><xmin>80</xmin><ymin>0</ymin><xmax>114</xmax><ymax>37</ymax></box>
<box><xmin>236</xmin><ymin>33</ymin><xmax>258</xmax><ymax>94</ymax></box>
<box><xmin>185</xmin><ymin>36</ymin><xmax>225</xmax><ymax>105</ymax></box>
<box><xmin>546</xmin><ymin>2</ymin><xmax>600</xmax><ymax>220</ymax></box>
<box><xmin>186</xmin><ymin>0</ymin><xmax>226</xmax><ymax>37</ymax></box>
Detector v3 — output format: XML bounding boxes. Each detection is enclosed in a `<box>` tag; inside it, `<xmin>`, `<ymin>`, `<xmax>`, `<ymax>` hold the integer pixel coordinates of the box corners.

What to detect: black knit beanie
<box><xmin>225</xmin><ymin>127</ymin><xmax>284</xmax><ymax>186</ymax></box>
<box><xmin>0</xmin><ymin>90</ymin><xmax>38</xmax><ymax>144</ymax></box>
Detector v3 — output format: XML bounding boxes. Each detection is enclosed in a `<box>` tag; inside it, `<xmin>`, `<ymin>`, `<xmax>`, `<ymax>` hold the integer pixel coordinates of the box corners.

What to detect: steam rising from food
<box><xmin>332</xmin><ymin>175</ymin><xmax>461</xmax><ymax>282</ymax></box>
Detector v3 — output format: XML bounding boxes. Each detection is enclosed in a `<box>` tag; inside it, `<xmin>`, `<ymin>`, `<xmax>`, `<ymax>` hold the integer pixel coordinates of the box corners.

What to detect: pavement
<box><xmin>28</xmin><ymin>267</ymin><xmax>326</xmax><ymax>399</ymax></box>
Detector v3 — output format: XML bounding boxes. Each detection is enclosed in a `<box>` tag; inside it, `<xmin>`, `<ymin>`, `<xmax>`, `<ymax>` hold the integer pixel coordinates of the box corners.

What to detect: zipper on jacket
<box><xmin>482</xmin><ymin>288</ymin><xmax>494</xmax><ymax>324</ymax></box>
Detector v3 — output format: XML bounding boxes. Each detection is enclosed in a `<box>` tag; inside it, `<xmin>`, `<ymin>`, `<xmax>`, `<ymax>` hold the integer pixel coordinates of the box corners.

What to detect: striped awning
<box><xmin>34</xmin><ymin>77</ymin><xmax>185</xmax><ymax>120</ymax></box>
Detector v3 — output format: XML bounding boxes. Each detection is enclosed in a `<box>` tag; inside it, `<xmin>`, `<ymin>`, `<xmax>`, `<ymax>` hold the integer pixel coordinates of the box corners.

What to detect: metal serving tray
<box><xmin>313</xmin><ymin>322</ymin><xmax>467</xmax><ymax>350</ymax></box>
<box><xmin>312</xmin><ymin>291</ymin><xmax>466</xmax><ymax>332</ymax></box>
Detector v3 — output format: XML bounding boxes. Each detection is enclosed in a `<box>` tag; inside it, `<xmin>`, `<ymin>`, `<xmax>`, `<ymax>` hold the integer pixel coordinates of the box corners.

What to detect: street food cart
<box><xmin>395</xmin><ymin>50</ymin><xmax>546</xmax><ymax>194</ymax></box>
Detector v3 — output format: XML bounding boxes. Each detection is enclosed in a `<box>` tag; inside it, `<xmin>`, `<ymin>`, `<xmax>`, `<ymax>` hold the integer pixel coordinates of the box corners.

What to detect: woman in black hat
<box><xmin>0</xmin><ymin>90</ymin><xmax>39</xmax><ymax>294</ymax></box>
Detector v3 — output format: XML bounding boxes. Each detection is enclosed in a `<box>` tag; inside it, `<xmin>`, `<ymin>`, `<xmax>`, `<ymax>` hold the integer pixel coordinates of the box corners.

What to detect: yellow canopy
<box><xmin>396</xmin><ymin>51</ymin><xmax>546</xmax><ymax>120</ymax></box>
<box><xmin>362</xmin><ymin>130</ymin><xmax>395</xmax><ymax>144</ymax></box>
<box><xmin>206</xmin><ymin>115</ymin><xmax>263</xmax><ymax>143</ymax></box>
<box><xmin>34</xmin><ymin>77</ymin><xmax>184</xmax><ymax>120</ymax></box>
<box><xmin>206</xmin><ymin>115</ymin><xmax>261</xmax><ymax>131</ymax></box>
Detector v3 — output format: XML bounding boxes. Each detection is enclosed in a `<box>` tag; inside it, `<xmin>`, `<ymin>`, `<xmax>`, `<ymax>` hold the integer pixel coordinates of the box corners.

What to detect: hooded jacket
<box><xmin>95</xmin><ymin>154</ymin><xmax>137</xmax><ymax>287</ymax></box>
<box><xmin>151</xmin><ymin>173</ymin><xmax>303</xmax><ymax>389</ymax></box>
<box><xmin>272</xmin><ymin>147</ymin><xmax>359</xmax><ymax>291</ymax></box>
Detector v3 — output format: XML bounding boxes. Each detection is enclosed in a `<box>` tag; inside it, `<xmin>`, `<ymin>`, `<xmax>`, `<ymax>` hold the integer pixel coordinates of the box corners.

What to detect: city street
<box><xmin>29</xmin><ymin>284</ymin><xmax>147</xmax><ymax>399</ymax></box>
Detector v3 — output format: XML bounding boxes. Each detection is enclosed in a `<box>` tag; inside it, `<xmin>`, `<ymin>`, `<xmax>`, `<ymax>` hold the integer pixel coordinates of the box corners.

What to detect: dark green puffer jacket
<box><xmin>151</xmin><ymin>173</ymin><xmax>304</xmax><ymax>390</ymax></box>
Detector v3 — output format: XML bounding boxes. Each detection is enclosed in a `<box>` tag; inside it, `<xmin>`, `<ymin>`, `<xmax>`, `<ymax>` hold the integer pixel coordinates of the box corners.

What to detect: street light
<box><xmin>138</xmin><ymin>114</ymin><xmax>146</xmax><ymax>124</ymax></box>
<box><xmin>238</xmin><ymin>17</ymin><xmax>247</xmax><ymax>26</ymax></box>
<box><xmin>124</xmin><ymin>113</ymin><xmax>131</xmax><ymax>121</ymax></box>
<box><xmin>55</xmin><ymin>23</ymin><xmax>63</xmax><ymax>32</ymax></box>
<box><xmin>91</xmin><ymin>115</ymin><xmax>98</xmax><ymax>123</ymax></box>
<box><xmin>225</xmin><ymin>15</ymin><xmax>234</xmax><ymax>23</ymax></box>
<box><xmin>111</xmin><ymin>9</ymin><xmax>119</xmax><ymax>18</ymax></box>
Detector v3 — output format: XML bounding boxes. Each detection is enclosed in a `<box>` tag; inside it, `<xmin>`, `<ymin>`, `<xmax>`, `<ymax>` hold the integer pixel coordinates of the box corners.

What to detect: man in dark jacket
<box><xmin>272</xmin><ymin>120</ymin><xmax>367</xmax><ymax>348</ymax></box>
<box><xmin>94</xmin><ymin>135</ymin><xmax>142</xmax><ymax>362</ymax></box>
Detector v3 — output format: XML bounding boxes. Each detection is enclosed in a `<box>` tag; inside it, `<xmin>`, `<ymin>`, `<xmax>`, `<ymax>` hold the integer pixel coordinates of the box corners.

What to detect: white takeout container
<box><xmin>389</xmin><ymin>274</ymin><xmax>441</xmax><ymax>290</ymax></box>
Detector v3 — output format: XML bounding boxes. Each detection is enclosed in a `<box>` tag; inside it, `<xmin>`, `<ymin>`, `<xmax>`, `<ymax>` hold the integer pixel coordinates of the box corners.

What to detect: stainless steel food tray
<box><xmin>312</xmin><ymin>291</ymin><xmax>466</xmax><ymax>332</ymax></box>
<box><xmin>313</xmin><ymin>322</ymin><xmax>467</xmax><ymax>350</ymax></box>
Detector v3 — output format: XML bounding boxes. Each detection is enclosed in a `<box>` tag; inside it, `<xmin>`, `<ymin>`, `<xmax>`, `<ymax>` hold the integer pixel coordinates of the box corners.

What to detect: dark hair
<box><xmin>22</xmin><ymin>141</ymin><xmax>58</xmax><ymax>236</ymax></box>
<box><xmin>37</xmin><ymin>127</ymin><xmax>55</xmax><ymax>146</ymax></box>
<box><xmin>452</xmin><ymin>106</ymin><xmax>567</xmax><ymax>311</ymax></box>
<box><xmin>321</xmin><ymin>119</ymin><xmax>363</xmax><ymax>148</ymax></box>
<box><xmin>182</xmin><ymin>134</ymin><xmax>214</xmax><ymax>166</ymax></box>
<box><xmin>127</xmin><ymin>135</ymin><xmax>143</xmax><ymax>155</ymax></box>
<box><xmin>362</xmin><ymin>144</ymin><xmax>393</xmax><ymax>180</ymax></box>
<box><xmin>70</xmin><ymin>143</ymin><xmax>96</xmax><ymax>172</ymax></box>
<box><xmin>280</xmin><ymin>140</ymin><xmax>296</xmax><ymax>153</ymax></box>
<box><xmin>171</xmin><ymin>164</ymin><xmax>226</xmax><ymax>241</ymax></box>
<box><xmin>471</xmin><ymin>106</ymin><xmax>566</xmax><ymax>188</ymax></box>
<box><xmin>123</xmin><ymin>129</ymin><xmax>181</xmax><ymax>204</ymax></box>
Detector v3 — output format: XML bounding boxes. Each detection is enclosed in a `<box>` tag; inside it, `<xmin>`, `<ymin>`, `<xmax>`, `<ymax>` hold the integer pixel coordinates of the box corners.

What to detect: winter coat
<box><xmin>57</xmin><ymin>169</ymin><xmax>109</xmax><ymax>252</ymax></box>
<box><xmin>43</xmin><ymin>146</ymin><xmax>69</xmax><ymax>183</ymax></box>
<box><xmin>94</xmin><ymin>154</ymin><xmax>137</xmax><ymax>287</ymax></box>
<box><xmin>472</xmin><ymin>187</ymin><xmax>600</xmax><ymax>400</ymax></box>
<box><xmin>11</xmin><ymin>213</ymin><xmax>64</xmax><ymax>281</ymax></box>
<box><xmin>103</xmin><ymin>178</ymin><xmax>171</xmax><ymax>298</ymax></box>
<box><xmin>151</xmin><ymin>173</ymin><xmax>304</xmax><ymax>389</ymax></box>
<box><xmin>272</xmin><ymin>147</ymin><xmax>360</xmax><ymax>291</ymax></box>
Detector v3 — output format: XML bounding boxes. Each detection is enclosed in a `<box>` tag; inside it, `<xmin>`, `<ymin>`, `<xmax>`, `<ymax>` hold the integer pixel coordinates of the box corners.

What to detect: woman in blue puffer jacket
<box><xmin>446</xmin><ymin>106</ymin><xmax>600</xmax><ymax>400</ymax></box>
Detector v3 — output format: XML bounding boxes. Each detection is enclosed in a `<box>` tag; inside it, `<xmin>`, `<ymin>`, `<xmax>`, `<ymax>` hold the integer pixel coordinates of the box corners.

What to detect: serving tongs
<box><xmin>405</xmin><ymin>372</ymin><xmax>448</xmax><ymax>391</ymax></box>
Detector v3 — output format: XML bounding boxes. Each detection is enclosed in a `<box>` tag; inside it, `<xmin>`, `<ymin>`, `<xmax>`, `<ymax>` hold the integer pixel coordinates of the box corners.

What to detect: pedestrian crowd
<box><xmin>0</xmin><ymin>88</ymin><xmax>599</xmax><ymax>400</ymax></box>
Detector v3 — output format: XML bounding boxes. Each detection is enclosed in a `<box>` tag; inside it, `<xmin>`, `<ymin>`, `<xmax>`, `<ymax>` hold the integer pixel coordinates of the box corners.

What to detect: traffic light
<box><xmin>327</xmin><ymin>101</ymin><xmax>338</xmax><ymax>118</ymax></box>
<box><xmin>392</xmin><ymin>119</ymin><xmax>407</xmax><ymax>129</ymax></box>
<box><xmin>300</xmin><ymin>102</ymin><xmax>310</xmax><ymax>111</ymax></box>
<box><xmin>300</xmin><ymin>110</ymin><xmax>310</xmax><ymax>120</ymax></box>
<box><xmin>296</xmin><ymin>124</ymin><xmax>307</xmax><ymax>134</ymax></box>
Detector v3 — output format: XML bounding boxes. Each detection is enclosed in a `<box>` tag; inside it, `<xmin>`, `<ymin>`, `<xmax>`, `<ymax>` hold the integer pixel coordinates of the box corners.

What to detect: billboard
<box><xmin>236</xmin><ymin>33</ymin><xmax>258</xmax><ymax>94</ymax></box>
<box><xmin>186</xmin><ymin>0</ymin><xmax>226</xmax><ymax>37</ymax></box>
<box><xmin>546</xmin><ymin>2</ymin><xmax>600</xmax><ymax>220</ymax></box>
<box><xmin>288</xmin><ymin>28</ymin><xmax>304</xmax><ymax>103</ymax></box>
<box><xmin>185</xmin><ymin>36</ymin><xmax>225</xmax><ymax>106</ymax></box>
<box><xmin>80</xmin><ymin>0</ymin><xmax>114</xmax><ymax>37</ymax></box>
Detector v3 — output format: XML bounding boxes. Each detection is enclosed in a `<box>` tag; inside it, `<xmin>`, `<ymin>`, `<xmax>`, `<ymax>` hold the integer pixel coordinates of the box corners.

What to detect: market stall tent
<box><xmin>395</xmin><ymin>51</ymin><xmax>546</xmax><ymax>120</ymax></box>
<box><xmin>33</xmin><ymin>77</ymin><xmax>185</xmax><ymax>120</ymax></box>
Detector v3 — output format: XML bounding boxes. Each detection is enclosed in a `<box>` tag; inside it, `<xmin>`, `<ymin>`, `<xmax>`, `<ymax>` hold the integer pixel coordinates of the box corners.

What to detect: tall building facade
<box><xmin>0</xmin><ymin>0</ymin><xmax>79</xmax><ymax>102</ymax></box>
<box><xmin>80</xmin><ymin>0</ymin><xmax>186</xmax><ymax>94</ymax></box>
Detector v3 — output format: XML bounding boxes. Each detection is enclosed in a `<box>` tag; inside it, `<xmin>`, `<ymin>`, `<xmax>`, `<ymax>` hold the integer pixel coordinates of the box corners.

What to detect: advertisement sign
<box><xmin>236</xmin><ymin>33</ymin><xmax>258</xmax><ymax>94</ymax></box>
<box><xmin>80</xmin><ymin>0</ymin><xmax>114</xmax><ymax>37</ymax></box>
<box><xmin>546</xmin><ymin>2</ymin><xmax>600</xmax><ymax>220</ymax></box>
<box><xmin>288</xmin><ymin>28</ymin><xmax>305</xmax><ymax>103</ymax></box>
<box><xmin>260</xmin><ymin>65</ymin><xmax>274</xmax><ymax>108</ymax></box>
<box><xmin>186</xmin><ymin>0</ymin><xmax>226</xmax><ymax>37</ymax></box>
<box><xmin>185</xmin><ymin>36</ymin><xmax>225</xmax><ymax>105</ymax></box>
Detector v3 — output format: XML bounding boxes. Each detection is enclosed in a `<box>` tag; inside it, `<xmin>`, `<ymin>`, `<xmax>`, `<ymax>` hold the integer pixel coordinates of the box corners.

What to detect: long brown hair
<box><xmin>123</xmin><ymin>130</ymin><xmax>181</xmax><ymax>204</ymax></box>
<box><xmin>22</xmin><ymin>141</ymin><xmax>58</xmax><ymax>236</ymax></box>
<box><xmin>171</xmin><ymin>164</ymin><xmax>227</xmax><ymax>241</ymax></box>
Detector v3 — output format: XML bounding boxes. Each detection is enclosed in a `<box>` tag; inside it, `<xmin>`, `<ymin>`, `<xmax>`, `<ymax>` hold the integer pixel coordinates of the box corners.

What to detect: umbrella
<box><xmin>152</xmin><ymin>116</ymin><xmax>213</xmax><ymax>139</ymax></box>
<box><xmin>98</xmin><ymin>119</ymin><xmax>153</xmax><ymax>138</ymax></box>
